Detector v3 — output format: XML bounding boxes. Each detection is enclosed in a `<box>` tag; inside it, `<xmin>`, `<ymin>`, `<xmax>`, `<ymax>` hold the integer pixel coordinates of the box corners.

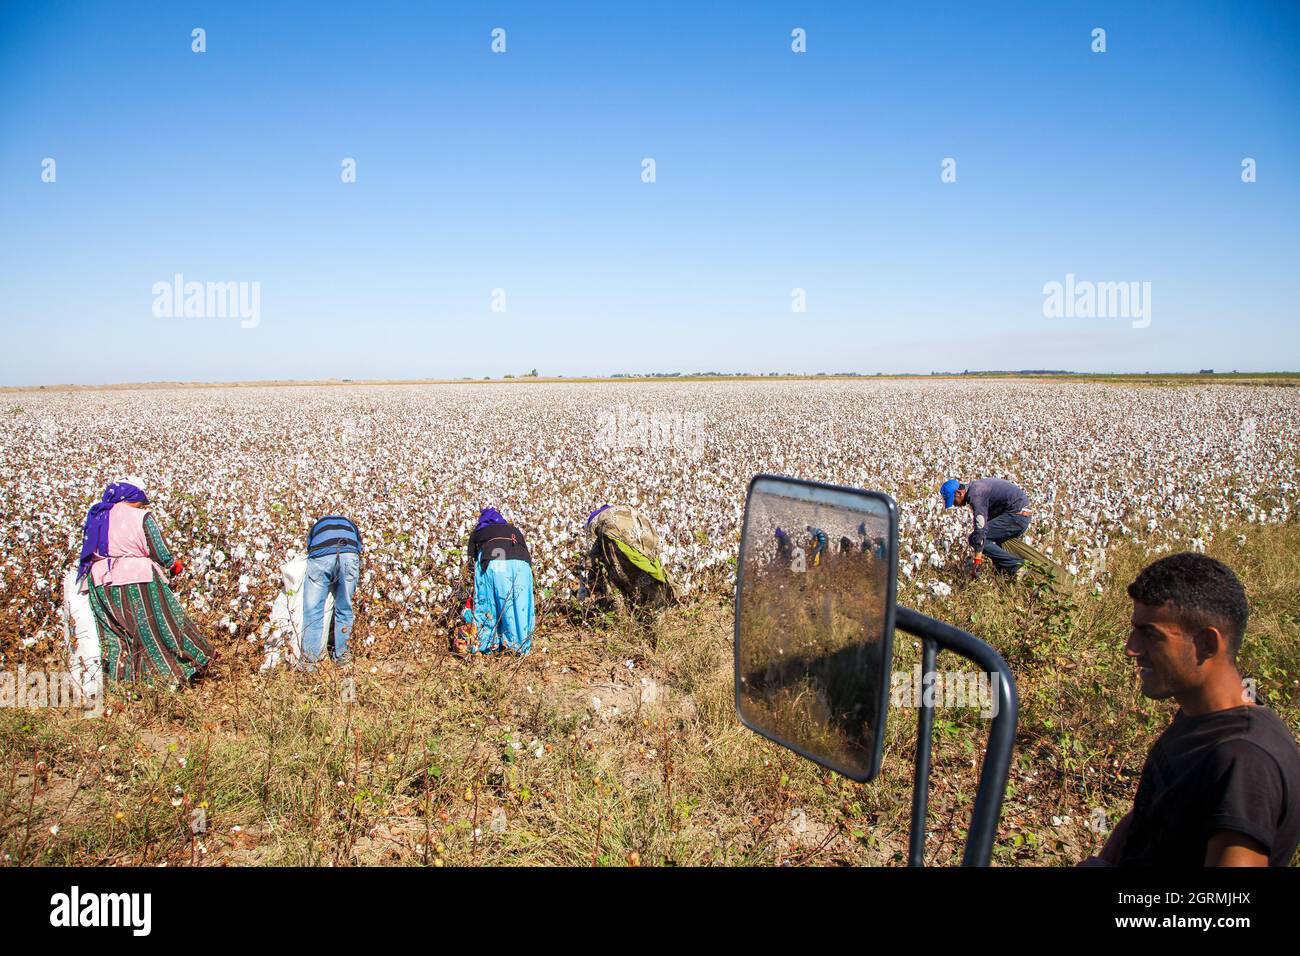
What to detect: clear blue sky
<box><xmin>2</xmin><ymin>1</ymin><xmax>1297</xmax><ymax>384</ymax></box>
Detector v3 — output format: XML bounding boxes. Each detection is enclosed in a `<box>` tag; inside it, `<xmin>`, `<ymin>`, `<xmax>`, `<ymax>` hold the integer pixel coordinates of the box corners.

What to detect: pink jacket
<box><xmin>89</xmin><ymin>503</ymin><xmax>167</xmax><ymax>587</ymax></box>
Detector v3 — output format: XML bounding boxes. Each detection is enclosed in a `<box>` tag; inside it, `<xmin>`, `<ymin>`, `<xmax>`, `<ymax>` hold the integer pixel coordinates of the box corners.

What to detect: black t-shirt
<box><xmin>1120</xmin><ymin>704</ymin><xmax>1300</xmax><ymax>867</ymax></box>
<box><xmin>468</xmin><ymin>522</ymin><xmax>531</xmax><ymax>572</ymax></box>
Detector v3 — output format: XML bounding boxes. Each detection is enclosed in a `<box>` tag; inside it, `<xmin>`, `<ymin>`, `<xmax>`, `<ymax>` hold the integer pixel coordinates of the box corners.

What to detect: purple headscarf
<box><xmin>586</xmin><ymin>504</ymin><xmax>611</xmax><ymax>527</ymax></box>
<box><xmin>475</xmin><ymin>507</ymin><xmax>507</xmax><ymax>531</ymax></box>
<box><xmin>78</xmin><ymin>481</ymin><xmax>148</xmax><ymax>581</ymax></box>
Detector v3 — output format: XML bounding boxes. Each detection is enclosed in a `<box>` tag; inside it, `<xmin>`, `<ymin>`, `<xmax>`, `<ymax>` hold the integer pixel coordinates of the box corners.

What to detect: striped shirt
<box><xmin>307</xmin><ymin>515</ymin><xmax>363</xmax><ymax>557</ymax></box>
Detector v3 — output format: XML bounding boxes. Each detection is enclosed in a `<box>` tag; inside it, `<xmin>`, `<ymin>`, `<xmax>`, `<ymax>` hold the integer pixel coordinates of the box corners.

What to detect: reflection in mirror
<box><xmin>735</xmin><ymin>476</ymin><xmax>896</xmax><ymax>782</ymax></box>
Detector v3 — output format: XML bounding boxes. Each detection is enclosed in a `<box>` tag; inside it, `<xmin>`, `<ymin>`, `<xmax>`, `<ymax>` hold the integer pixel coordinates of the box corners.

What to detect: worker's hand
<box><xmin>970</xmin><ymin>554</ymin><xmax>984</xmax><ymax>579</ymax></box>
<box><xmin>170</xmin><ymin>559</ymin><xmax>184</xmax><ymax>577</ymax></box>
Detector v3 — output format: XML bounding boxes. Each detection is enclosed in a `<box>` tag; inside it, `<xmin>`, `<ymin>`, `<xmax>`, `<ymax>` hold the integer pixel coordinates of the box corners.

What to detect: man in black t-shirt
<box><xmin>1086</xmin><ymin>553</ymin><xmax>1300</xmax><ymax>867</ymax></box>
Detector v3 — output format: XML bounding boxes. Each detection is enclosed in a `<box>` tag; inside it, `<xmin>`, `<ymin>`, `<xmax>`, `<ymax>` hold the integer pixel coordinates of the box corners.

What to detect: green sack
<box><xmin>588</xmin><ymin>505</ymin><xmax>680</xmax><ymax>606</ymax></box>
<box><xmin>1003</xmin><ymin>538</ymin><xmax>1072</xmax><ymax>591</ymax></box>
<box><xmin>610</xmin><ymin>535</ymin><xmax>669</xmax><ymax>584</ymax></box>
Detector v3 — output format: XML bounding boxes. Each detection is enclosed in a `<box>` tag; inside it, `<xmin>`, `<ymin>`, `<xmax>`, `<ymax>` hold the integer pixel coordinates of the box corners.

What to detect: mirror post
<box><xmin>907</xmin><ymin>636</ymin><xmax>939</xmax><ymax>866</ymax></box>
<box><xmin>896</xmin><ymin>605</ymin><xmax>1019</xmax><ymax>867</ymax></box>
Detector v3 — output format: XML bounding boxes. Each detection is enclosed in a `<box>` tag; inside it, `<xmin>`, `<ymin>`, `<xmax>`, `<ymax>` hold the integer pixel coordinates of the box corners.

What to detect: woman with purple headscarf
<box><xmin>454</xmin><ymin>507</ymin><xmax>534</xmax><ymax>655</ymax></box>
<box><xmin>78</xmin><ymin>477</ymin><xmax>214</xmax><ymax>684</ymax></box>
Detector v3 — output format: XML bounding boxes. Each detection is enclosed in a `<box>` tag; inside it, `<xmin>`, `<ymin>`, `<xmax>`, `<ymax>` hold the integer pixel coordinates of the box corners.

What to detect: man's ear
<box><xmin>1192</xmin><ymin>624</ymin><xmax>1229</xmax><ymax>666</ymax></box>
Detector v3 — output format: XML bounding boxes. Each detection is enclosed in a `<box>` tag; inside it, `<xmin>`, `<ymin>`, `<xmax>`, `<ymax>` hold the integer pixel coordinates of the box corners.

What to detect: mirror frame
<box><xmin>733</xmin><ymin>473</ymin><xmax>900</xmax><ymax>783</ymax></box>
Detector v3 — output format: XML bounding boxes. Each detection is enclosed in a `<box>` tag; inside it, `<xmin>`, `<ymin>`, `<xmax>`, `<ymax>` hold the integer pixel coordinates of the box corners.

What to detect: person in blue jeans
<box><xmin>941</xmin><ymin>478</ymin><xmax>1032</xmax><ymax>575</ymax></box>
<box><xmin>302</xmin><ymin>515</ymin><xmax>362</xmax><ymax>666</ymax></box>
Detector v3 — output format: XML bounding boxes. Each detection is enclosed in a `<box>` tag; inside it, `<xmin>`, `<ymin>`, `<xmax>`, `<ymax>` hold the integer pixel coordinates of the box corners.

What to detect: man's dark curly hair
<box><xmin>1127</xmin><ymin>553</ymin><xmax>1248</xmax><ymax>661</ymax></box>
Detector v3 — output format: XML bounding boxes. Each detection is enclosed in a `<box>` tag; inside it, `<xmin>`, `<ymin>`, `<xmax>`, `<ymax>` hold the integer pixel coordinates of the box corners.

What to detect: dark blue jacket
<box><xmin>964</xmin><ymin>479</ymin><xmax>1029</xmax><ymax>551</ymax></box>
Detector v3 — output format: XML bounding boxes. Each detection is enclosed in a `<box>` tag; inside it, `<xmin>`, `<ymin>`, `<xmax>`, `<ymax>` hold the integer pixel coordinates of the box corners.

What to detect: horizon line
<box><xmin>5</xmin><ymin>370</ymin><xmax>1299</xmax><ymax>393</ymax></box>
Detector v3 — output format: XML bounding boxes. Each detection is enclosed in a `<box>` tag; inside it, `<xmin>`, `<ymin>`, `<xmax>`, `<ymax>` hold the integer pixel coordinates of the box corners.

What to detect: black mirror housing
<box><xmin>733</xmin><ymin>474</ymin><xmax>899</xmax><ymax>782</ymax></box>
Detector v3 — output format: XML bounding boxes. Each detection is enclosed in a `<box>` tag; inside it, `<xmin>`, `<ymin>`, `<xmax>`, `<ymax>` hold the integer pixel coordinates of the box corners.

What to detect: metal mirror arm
<box><xmin>907</xmin><ymin>635</ymin><xmax>938</xmax><ymax>866</ymax></box>
<box><xmin>895</xmin><ymin>605</ymin><xmax>1019</xmax><ymax>867</ymax></box>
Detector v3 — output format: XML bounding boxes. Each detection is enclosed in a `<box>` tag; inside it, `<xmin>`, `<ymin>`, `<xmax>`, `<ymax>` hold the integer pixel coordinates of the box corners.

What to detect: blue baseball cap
<box><xmin>940</xmin><ymin>479</ymin><xmax>961</xmax><ymax>509</ymax></box>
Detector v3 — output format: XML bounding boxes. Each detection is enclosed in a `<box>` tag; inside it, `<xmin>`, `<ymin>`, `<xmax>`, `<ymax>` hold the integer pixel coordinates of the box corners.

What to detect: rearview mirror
<box><xmin>734</xmin><ymin>474</ymin><xmax>898</xmax><ymax>782</ymax></box>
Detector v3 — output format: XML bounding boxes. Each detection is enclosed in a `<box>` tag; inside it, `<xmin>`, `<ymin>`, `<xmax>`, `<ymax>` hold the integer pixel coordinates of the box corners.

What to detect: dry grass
<box><xmin>1</xmin><ymin>522</ymin><xmax>1296</xmax><ymax>867</ymax></box>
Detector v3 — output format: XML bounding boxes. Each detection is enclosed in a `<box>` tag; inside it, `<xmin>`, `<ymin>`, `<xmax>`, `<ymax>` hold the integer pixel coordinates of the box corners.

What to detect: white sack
<box><xmin>61</xmin><ymin>568</ymin><xmax>103</xmax><ymax>700</ymax></box>
<box><xmin>261</xmin><ymin>555</ymin><xmax>334</xmax><ymax>669</ymax></box>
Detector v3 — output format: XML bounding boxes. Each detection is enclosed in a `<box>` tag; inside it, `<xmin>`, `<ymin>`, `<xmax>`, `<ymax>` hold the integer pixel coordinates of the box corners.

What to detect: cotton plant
<box><xmin>0</xmin><ymin>380</ymin><xmax>1297</xmax><ymax>649</ymax></box>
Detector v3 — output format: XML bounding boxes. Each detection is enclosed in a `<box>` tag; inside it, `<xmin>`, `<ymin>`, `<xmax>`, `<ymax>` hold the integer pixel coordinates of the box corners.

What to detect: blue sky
<box><xmin>2</xmin><ymin>1</ymin><xmax>1298</xmax><ymax>384</ymax></box>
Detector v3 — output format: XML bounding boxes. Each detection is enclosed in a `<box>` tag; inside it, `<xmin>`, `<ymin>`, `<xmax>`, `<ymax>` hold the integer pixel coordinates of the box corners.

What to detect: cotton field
<box><xmin>1</xmin><ymin>381</ymin><xmax>1296</xmax><ymax>655</ymax></box>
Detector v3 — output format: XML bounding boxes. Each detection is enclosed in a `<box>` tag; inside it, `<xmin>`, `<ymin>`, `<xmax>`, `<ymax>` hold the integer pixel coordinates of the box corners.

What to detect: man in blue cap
<box><xmin>941</xmin><ymin>477</ymin><xmax>1032</xmax><ymax>576</ymax></box>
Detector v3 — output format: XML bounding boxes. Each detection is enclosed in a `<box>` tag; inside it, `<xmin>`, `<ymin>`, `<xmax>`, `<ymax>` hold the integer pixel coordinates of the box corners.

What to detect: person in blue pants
<box><xmin>941</xmin><ymin>478</ymin><xmax>1032</xmax><ymax>575</ymax></box>
<box><xmin>302</xmin><ymin>514</ymin><xmax>362</xmax><ymax>666</ymax></box>
<box><xmin>457</xmin><ymin>507</ymin><xmax>535</xmax><ymax>656</ymax></box>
